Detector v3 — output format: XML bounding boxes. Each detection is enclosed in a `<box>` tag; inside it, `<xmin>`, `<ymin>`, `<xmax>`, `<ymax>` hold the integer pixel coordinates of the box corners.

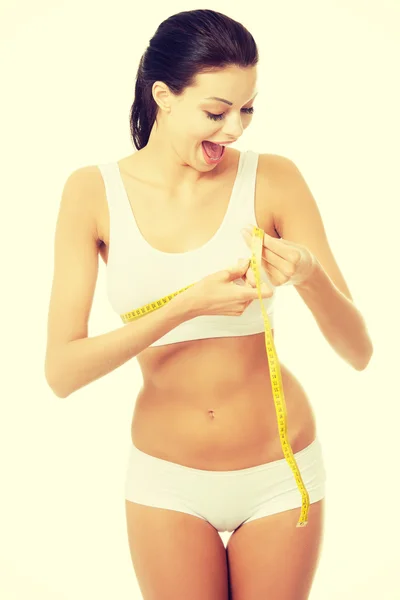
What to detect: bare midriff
<box><xmin>97</xmin><ymin>147</ymin><xmax>317</xmax><ymax>471</ymax></box>
<box><xmin>131</xmin><ymin>332</ymin><xmax>317</xmax><ymax>470</ymax></box>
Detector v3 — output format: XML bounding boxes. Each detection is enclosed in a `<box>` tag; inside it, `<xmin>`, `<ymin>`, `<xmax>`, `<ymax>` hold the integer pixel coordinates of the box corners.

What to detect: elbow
<box><xmin>353</xmin><ymin>339</ymin><xmax>374</xmax><ymax>371</ymax></box>
<box><xmin>51</xmin><ymin>385</ymin><xmax>71</xmax><ymax>399</ymax></box>
<box><xmin>45</xmin><ymin>372</ymin><xmax>70</xmax><ymax>398</ymax></box>
<box><xmin>44</xmin><ymin>358</ymin><xmax>71</xmax><ymax>399</ymax></box>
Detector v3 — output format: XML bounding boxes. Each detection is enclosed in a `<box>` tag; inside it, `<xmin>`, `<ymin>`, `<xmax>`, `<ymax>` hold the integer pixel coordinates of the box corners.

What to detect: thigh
<box><xmin>125</xmin><ymin>500</ymin><xmax>230</xmax><ymax>600</ymax></box>
<box><xmin>226</xmin><ymin>499</ymin><xmax>325</xmax><ymax>600</ymax></box>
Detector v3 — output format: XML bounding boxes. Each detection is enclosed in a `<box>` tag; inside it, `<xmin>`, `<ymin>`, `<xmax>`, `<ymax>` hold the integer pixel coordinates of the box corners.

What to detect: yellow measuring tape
<box><xmin>120</xmin><ymin>226</ymin><xmax>310</xmax><ymax>527</ymax></box>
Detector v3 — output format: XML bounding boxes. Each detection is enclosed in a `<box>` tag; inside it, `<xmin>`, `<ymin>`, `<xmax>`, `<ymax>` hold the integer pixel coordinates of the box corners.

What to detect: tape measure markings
<box><xmin>120</xmin><ymin>226</ymin><xmax>310</xmax><ymax>527</ymax></box>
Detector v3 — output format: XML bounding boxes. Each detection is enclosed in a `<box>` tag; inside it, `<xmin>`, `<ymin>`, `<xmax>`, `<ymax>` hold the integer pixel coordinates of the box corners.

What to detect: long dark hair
<box><xmin>129</xmin><ymin>9</ymin><xmax>258</xmax><ymax>150</ymax></box>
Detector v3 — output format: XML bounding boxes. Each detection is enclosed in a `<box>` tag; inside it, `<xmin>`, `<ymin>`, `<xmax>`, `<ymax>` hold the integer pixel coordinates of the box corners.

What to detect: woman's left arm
<box><xmin>292</xmin><ymin>256</ymin><xmax>373</xmax><ymax>371</ymax></box>
<box><xmin>242</xmin><ymin>154</ymin><xmax>374</xmax><ymax>371</ymax></box>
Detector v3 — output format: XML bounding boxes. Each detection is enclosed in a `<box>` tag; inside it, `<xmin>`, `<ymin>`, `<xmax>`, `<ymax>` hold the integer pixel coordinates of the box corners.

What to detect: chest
<box><xmin>98</xmin><ymin>154</ymin><xmax>280</xmax><ymax>265</ymax></box>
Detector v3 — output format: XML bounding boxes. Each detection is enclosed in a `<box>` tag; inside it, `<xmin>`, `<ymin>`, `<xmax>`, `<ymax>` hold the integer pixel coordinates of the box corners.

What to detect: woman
<box><xmin>44</xmin><ymin>9</ymin><xmax>373</xmax><ymax>600</ymax></box>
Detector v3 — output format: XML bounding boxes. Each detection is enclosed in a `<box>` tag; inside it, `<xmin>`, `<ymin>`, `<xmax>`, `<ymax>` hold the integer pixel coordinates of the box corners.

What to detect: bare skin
<box><xmin>45</xmin><ymin>64</ymin><xmax>350</xmax><ymax>598</ymax></box>
<box><xmin>96</xmin><ymin>145</ymin><xmax>324</xmax><ymax>599</ymax></box>
<box><xmin>97</xmin><ymin>147</ymin><xmax>318</xmax><ymax>469</ymax></box>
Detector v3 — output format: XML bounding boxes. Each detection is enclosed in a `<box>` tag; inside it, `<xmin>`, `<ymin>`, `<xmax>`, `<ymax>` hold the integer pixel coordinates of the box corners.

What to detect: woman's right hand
<box><xmin>182</xmin><ymin>258</ymin><xmax>274</xmax><ymax>318</ymax></box>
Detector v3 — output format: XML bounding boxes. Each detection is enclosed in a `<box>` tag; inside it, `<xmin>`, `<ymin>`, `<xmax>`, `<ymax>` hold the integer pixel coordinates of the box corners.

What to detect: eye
<box><xmin>206</xmin><ymin>106</ymin><xmax>255</xmax><ymax>121</ymax></box>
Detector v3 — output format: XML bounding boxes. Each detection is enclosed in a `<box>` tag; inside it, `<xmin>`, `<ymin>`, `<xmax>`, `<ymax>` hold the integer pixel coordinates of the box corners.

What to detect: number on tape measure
<box><xmin>120</xmin><ymin>226</ymin><xmax>310</xmax><ymax>527</ymax></box>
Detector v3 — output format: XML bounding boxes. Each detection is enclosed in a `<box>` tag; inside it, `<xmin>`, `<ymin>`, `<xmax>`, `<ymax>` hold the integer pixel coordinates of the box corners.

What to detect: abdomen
<box><xmin>131</xmin><ymin>333</ymin><xmax>317</xmax><ymax>470</ymax></box>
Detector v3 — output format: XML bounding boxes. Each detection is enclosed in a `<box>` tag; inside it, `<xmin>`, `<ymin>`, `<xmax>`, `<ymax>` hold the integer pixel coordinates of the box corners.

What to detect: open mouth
<box><xmin>202</xmin><ymin>140</ymin><xmax>225</xmax><ymax>162</ymax></box>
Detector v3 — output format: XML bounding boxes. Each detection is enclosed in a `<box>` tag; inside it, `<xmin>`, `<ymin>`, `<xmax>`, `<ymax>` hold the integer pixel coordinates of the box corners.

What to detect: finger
<box><xmin>242</xmin><ymin>279</ymin><xmax>273</xmax><ymax>299</ymax></box>
<box><xmin>265</xmin><ymin>263</ymin><xmax>291</xmax><ymax>286</ymax></box>
<box><xmin>246</xmin><ymin>262</ymin><xmax>274</xmax><ymax>288</ymax></box>
<box><xmin>245</xmin><ymin>267</ymin><xmax>256</xmax><ymax>287</ymax></box>
<box><xmin>226</xmin><ymin>258</ymin><xmax>250</xmax><ymax>280</ymax></box>
<box><xmin>243</xmin><ymin>225</ymin><xmax>300</xmax><ymax>264</ymax></box>
<box><xmin>262</xmin><ymin>234</ymin><xmax>302</xmax><ymax>266</ymax></box>
<box><xmin>261</xmin><ymin>248</ymin><xmax>297</xmax><ymax>276</ymax></box>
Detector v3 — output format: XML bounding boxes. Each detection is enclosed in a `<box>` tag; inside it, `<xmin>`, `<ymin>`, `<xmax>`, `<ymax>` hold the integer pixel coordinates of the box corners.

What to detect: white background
<box><xmin>1</xmin><ymin>1</ymin><xmax>399</xmax><ymax>598</ymax></box>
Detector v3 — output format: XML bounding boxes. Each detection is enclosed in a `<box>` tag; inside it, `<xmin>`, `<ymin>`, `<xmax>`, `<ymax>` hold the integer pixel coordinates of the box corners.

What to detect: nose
<box><xmin>221</xmin><ymin>117</ymin><xmax>244</xmax><ymax>141</ymax></box>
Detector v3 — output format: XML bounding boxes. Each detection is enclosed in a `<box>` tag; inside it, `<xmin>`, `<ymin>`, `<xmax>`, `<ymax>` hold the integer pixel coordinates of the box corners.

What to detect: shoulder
<box><xmin>62</xmin><ymin>164</ymin><xmax>107</xmax><ymax>198</ymax></box>
<box><xmin>254</xmin><ymin>152</ymin><xmax>300</xmax><ymax>193</ymax></box>
<box><xmin>60</xmin><ymin>165</ymin><xmax>106</xmax><ymax>244</ymax></box>
<box><xmin>257</xmin><ymin>153</ymin><xmax>333</xmax><ymax>257</ymax></box>
<box><xmin>257</xmin><ymin>152</ymin><xmax>298</xmax><ymax>180</ymax></box>
<box><xmin>254</xmin><ymin>153</ymin><xmax>301</xmax><ymax>230</ymax></box>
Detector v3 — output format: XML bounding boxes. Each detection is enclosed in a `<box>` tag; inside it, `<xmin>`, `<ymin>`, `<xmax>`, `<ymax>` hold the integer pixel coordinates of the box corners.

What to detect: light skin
<box><xmin>137</xmin><ymin>65</ymin><xmax>318</xmax><ymax>293</ymax></box>
<box><xmin>122</xmin><ymin>65</ymin><xmax>338</xmax><ymax>599</ymax></box>
<box><xmin>134</xmin><ymin>65</ymin><xmax>316</xmax><ymax>298</ymax></box>
<box><xmin>137</xmin><ymin>65</ymin><xmax>258</xmax><ymax>194</ymax></box>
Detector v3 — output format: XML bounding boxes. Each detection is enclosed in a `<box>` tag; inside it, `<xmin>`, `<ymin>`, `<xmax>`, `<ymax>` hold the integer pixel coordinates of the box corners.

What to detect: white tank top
<box><xmin>97</xmin><ymin>149</ymin><xmax>276</xmax><ymax>347</ymax></box>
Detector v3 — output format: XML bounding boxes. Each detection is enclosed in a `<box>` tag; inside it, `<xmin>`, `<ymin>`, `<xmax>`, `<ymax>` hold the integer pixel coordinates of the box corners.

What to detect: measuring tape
<box><xmin>120</xmin><ymin>226</ymin><xmax>310</xmax><ymax>527</ymax></box>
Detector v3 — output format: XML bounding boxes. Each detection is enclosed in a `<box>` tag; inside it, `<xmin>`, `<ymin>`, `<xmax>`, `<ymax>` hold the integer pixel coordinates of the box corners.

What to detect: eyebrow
<box><xmin>204</xmin><ymin>92</ymin><xmax>258</xmax><ymax>106</ymax></box>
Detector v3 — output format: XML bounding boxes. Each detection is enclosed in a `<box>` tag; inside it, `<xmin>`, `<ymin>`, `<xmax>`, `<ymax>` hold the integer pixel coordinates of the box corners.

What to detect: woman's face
<box><xmin>152</xmin><ymin>65</ymin><xmax>258</xmax><ymax>170</ymax></box>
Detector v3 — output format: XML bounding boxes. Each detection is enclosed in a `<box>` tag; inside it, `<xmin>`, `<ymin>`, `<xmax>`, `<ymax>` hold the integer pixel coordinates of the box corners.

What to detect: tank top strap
<box><xmin>97</xmin><ymin>161</ymin><xmax>146</xmax><ymax>248</ymax></box>
<box><xmin>97</xmin><ymin>162</ymin><xmax>131</xmax><ymax>222</ymax></box>
<box><xmin>97</xmin><ymin>151</ymin><xmax>260</xmax><ymax>244</ymax></box>
<box><xmin>228</xmin><ymin>149</ymin><xmax>259</xmax><ymax>228</ymax></box>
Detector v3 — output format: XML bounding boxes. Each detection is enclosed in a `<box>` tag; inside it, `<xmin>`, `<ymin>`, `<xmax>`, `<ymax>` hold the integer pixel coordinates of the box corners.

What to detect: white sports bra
<box><xmin>97</xmin><ymin>149</ymin><xmax>276</xmax><ymax>347</ymax></box>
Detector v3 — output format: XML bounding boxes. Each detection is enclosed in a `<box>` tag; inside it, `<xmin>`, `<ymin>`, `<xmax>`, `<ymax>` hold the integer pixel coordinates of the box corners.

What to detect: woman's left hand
<box><xmin>241</xmin><ymin>225</ymin><xmax>317</xmax><ymax>288</ymax></box>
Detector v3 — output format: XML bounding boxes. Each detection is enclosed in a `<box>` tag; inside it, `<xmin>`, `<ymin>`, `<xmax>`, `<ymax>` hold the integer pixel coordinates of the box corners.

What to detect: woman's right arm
<box><xmin>44</xmin><ymin>167</ymin><xmax>192</xmax><ymax>399</ymax></box>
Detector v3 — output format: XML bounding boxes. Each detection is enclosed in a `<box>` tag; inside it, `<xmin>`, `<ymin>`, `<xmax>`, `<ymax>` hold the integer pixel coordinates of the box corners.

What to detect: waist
<box><xmin>131</xmin><ymin>357</ymin><xmax>317</xmax><ymax>470</ymax></box>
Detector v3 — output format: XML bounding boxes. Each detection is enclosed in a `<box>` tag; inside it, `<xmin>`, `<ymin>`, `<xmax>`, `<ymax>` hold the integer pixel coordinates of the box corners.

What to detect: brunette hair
<box><xmin>129</xmin><ymin>9</ymin><xmax>258</xmax><ymax>150</ymax></box>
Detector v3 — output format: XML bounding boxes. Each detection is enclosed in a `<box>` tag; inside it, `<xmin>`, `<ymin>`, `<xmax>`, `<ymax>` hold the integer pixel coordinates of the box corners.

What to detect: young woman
<box><xmin>45</xmin><ymin>9</ymin><xmax>373</xmax><ymax>600</ymax></box>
